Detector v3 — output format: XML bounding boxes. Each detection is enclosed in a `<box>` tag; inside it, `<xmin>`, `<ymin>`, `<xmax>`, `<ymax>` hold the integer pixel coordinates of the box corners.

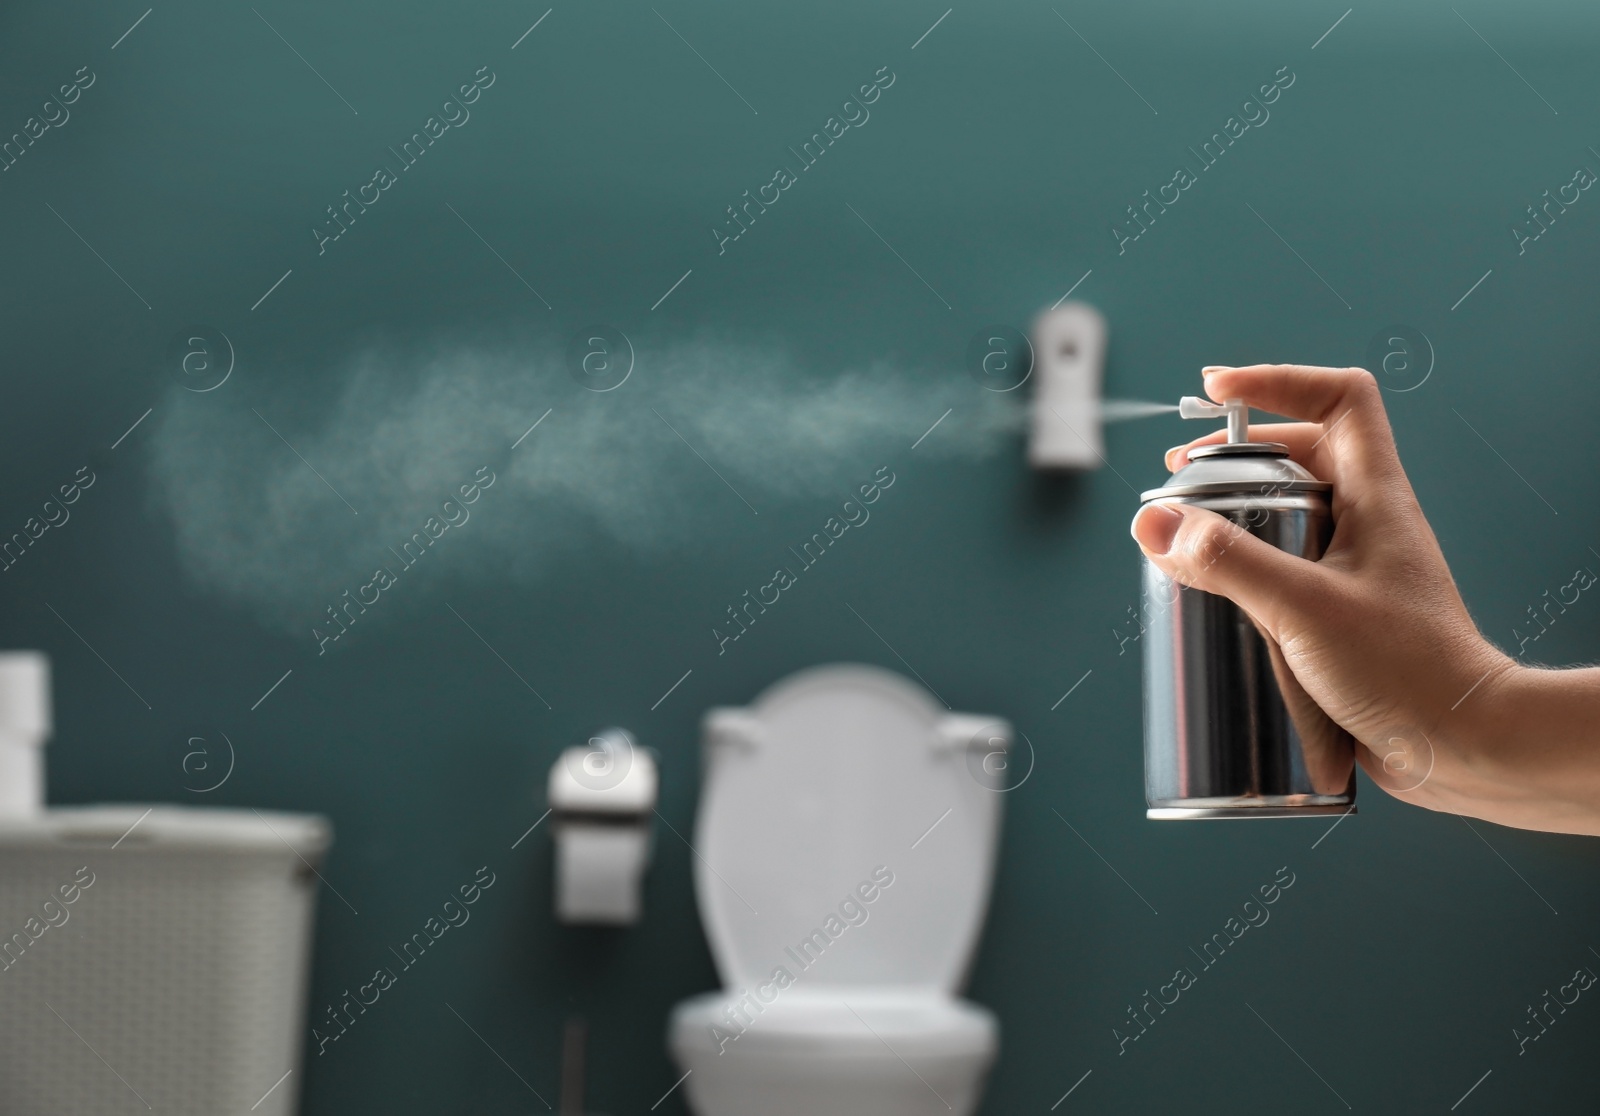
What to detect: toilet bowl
<box><xmin>668</xmin><ymin>664</ymin><xmax>1009</xmax><ymax>1116</ymax></box>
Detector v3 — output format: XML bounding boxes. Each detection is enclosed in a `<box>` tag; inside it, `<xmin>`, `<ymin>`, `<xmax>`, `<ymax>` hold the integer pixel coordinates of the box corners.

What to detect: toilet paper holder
<box><xmin>547</xmin><ymin>728</ymin><xmax>657</xmax><ymax>926</ymax></box>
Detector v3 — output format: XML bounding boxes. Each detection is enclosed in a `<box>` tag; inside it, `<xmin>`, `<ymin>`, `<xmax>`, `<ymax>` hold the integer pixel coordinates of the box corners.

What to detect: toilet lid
<box><xmin>693</xmin><ymin>665</ymin><xmax>1006</xmax><ymax>991</ymax></box>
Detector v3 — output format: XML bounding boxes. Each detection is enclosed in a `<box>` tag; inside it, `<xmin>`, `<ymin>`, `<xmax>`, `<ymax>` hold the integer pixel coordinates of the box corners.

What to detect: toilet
<box><xmin>668</xmin><ymin>664</ymin><xmax>1009</xmax><ymax>1116</ymax></box>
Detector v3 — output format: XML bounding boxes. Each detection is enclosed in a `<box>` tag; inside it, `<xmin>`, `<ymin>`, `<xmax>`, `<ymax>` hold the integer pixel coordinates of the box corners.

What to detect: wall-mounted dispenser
<box><xmin>1028</xmin><ymin>301</ymin><xmax>1108</xmax><ymax>469</ymax></box>
<box><xmin>548</xmin><ymin>729</ymin><xmax>657</xmax><ymax>925</ymax></box>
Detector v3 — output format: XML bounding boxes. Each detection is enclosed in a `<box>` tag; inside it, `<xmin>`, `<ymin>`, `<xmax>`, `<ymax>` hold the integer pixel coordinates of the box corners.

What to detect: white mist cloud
<box><xmin>148</xmin><ymin>337</ymin><xmax>1023</xmax><ymax>631</ymax></box>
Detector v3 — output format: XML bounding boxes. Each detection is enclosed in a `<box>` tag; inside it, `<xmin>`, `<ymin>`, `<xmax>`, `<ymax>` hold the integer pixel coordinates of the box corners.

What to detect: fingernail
<box><xmin>1163</xmin><ymin>444</ymin><xmax>1189</xmax><ymax>471</ymax></box>
<box><xmin>1131</xmin><ymin>503</ymin><xmax>1185</xmax><ymax>555</ymax></box>
<box><xmin>1201</xmin><ymin>365</ymin><xmax>1233</xmax><ymax>376</ymax></box>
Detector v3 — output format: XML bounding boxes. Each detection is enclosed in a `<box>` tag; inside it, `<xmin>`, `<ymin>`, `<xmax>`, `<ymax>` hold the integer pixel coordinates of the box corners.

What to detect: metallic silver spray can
<box><xmin>1140</xmin><ymin>405</ymin><xmax>1356</xmax><ymax>819</ymax></box>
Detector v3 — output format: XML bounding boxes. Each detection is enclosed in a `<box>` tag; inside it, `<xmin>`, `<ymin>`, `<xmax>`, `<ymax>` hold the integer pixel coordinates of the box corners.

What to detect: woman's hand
<box><xmin>1129</xmin><ymin>364</ymin><xmax>1600</xmax><ymax>835</ymax></box>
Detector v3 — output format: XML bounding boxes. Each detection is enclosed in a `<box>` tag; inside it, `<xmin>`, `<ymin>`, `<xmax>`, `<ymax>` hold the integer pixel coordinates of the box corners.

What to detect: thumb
<box><xmin>1130</xmin><ymin>502</ymin><xmax>1336</xmax><ymax>642</ymax></box>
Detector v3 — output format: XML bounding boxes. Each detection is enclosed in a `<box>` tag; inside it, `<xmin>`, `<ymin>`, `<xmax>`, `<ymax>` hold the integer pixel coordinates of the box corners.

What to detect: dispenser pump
<box><xmin>1179</xmin><ymin>396</ymin><xmax>1248</xmax><ymax>443</ymax></box>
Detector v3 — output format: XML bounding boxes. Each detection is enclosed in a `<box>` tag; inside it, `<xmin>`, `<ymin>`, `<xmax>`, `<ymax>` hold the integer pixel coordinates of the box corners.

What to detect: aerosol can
<box><xmin>1140</xmin><ymin>398</ymin><xmax>1356</xmax><ymax>819</ymax></box>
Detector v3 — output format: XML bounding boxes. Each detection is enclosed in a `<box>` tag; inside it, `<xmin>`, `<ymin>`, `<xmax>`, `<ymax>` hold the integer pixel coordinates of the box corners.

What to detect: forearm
<box><xmin>1472</xmin><ymin>665</ymin><xmax>1600</xmax><ymax>835</ymax></box>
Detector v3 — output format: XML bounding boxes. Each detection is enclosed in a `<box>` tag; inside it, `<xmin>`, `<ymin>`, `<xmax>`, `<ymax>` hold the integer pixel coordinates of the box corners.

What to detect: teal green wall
<box><xmin>3</xmin><ymin>1</ymin><xmax>1599</xmax><ymax>1112</ymax></box>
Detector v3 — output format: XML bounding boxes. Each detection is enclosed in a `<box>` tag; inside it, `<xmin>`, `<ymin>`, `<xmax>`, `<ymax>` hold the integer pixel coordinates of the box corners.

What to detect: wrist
<box><xmin>1438</xmin><ymin>649</ymin><xmax>1524</xmax><ymax>797</ymax></box>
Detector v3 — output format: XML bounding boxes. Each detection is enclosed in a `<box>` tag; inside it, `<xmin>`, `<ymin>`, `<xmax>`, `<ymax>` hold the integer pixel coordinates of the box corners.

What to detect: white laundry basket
<box><xmin>0</xmin><ymin>805</ymin><xmax>331</xmax><ymax>1114</ymax></box>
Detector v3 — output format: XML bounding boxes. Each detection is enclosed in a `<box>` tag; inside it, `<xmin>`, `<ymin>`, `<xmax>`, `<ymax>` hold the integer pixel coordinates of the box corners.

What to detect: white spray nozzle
<box><xmin>1179</xmin><ymin>396</ymin><xmax>1248</xmax><ymax>443</ymax></box>
<box><xmin>1178</xmin><ymin>396</ymin><xmax>1226</xmax><ymax>420</ymax></box>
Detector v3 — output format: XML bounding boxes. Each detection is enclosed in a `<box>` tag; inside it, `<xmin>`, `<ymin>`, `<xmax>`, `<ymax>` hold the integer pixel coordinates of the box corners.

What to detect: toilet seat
<box><xmin>670</xmin><ymin>989</ymin><xmax>998</xmax><ymax>1116</ymax></box>
<box><xmin>670</xmin><ymin>987</ymin><xmax>996</xmax><ymax>1060</ymax></box>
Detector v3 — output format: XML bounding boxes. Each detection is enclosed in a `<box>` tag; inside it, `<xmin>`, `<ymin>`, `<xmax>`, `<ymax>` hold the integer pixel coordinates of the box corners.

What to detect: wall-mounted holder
<box><xmin>547</xmin><ymin>729</ymin><xmax>657</xmax><ymax>926</ymax></box>
<box><xmin>1028</xmin><ymin>301</ymin><xmax>1108</xmax><ymax>469</ymax></box>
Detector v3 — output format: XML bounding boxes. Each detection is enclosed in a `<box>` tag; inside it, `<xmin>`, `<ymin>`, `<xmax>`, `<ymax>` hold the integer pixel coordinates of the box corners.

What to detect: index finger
<box><xmin>1199</xmin><ymin>364</ymin><xmax>1409</xmax><ymax>506</ymax></box>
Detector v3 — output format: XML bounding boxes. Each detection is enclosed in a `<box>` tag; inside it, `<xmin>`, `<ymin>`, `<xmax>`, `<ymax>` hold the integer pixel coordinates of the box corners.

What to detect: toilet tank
<box><xmin>0</xmin><ymin>806</ymin><xmax>330</xmax><ymax>1115</ymax></box>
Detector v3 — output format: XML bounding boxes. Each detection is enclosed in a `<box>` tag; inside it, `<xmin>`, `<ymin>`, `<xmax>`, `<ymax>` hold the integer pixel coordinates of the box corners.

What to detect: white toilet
<box><xmin>668</xmin><ymin>664</ymin><xmax>1010</xmax><ymax>1116</ymax></box>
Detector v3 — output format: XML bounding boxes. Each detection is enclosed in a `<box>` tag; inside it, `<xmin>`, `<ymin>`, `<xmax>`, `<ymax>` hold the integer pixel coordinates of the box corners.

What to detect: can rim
<box><xmin>1186</xmin><ymin>441</ymin><xmax>1291</xmax><ymax>460</ymax></box>
<box><xmin>1147</xmin><ymin>804</ymin><xmax>1355</xmax><ymax>820</ymax></box>
<box><xmin>1140</xmin><ymin>479</ymin><xmax>1332</xmax><ymax>501</ymax></box>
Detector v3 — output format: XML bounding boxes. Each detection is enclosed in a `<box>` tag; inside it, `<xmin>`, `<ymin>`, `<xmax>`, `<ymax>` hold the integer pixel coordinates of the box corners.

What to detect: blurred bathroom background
<box><xmin>1</xmin><ymin>0</ymin><xmax>1598</xmax><ymax>1112</ymax></box>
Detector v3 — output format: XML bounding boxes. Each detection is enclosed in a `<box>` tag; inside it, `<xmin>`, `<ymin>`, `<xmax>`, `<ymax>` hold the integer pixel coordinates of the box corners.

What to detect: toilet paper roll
<box><xmin>0</xmin><ymin>653</ymin><xmax>50</xmax><ymax>816</ymax></box>
<box><xmin>555</xmin><ymin>823</ymin><xmax>651</xmax><ymax>925</ymax></box>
